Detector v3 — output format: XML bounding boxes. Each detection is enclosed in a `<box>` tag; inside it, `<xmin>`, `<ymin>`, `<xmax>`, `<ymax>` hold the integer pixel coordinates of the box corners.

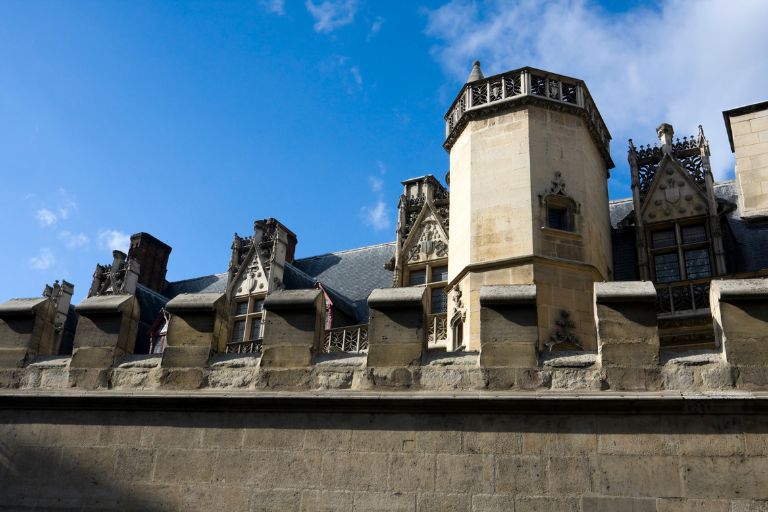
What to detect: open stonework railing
<box><xmin>322</xmin><ymin>324</ymin><xmax>368</xmax><ymax>354</ymax></box>
<box><xmin>225</xmin><ymin>340</ymin><xmax>262</xmax><ymax>354</ymax></box>
<box><xmin>427</xmin><ymin>313</ymin><xmax>448</xmax><ymax>346</ymax></box>
<box><xmin>656</xmin><ymin>279</ymin><xmax>711</xmax><ymax>316</ymax></box>
<box><xmin>443</xmin><ymin>67</ymin><xmax>611</xmax><ymax>165</ymax></box>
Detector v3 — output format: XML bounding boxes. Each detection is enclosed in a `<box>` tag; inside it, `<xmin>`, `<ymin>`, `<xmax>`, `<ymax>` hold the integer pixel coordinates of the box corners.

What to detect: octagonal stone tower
<box><xmin>444</xmin><ymin>63</ymin><xmax>614</xmax><ymax>353</ymax></box>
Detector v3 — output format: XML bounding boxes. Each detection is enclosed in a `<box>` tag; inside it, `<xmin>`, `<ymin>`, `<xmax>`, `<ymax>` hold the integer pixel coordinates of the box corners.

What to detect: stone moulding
<box><xmin>1</xmin><ymin>390</ymin><xmax>768</xmax><ymax>415</ymax></box>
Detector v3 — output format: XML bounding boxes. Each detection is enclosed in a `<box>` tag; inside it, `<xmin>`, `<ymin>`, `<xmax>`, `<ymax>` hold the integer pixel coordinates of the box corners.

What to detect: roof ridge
<box><xmin>294</xmin><ymin>241</ymin><xmax>396</xmax><ymax>261</ymax></box>
<box><xmin>136</xmin><ymin>283</ymin><xmax>170</xmax><ymax>301</ymax></box>
<box><xmin>166</xmin><ymin>272</ymin><xmax>227</xmax><ymax>285</ymax></box>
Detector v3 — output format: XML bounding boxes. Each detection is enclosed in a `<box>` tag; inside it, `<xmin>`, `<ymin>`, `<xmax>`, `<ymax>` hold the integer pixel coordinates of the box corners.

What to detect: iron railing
<box><xmin>322</xmin><ymin>324</ymin><xmax>368</xmax><ymax>353</ymax></box>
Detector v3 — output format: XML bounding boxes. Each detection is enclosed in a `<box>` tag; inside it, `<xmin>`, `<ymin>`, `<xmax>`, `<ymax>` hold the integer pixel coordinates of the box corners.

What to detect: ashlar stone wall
<box><xmin>1</xmin><ymin>397</ymin><xmax>767</xmax><ymax>511</ymax></box>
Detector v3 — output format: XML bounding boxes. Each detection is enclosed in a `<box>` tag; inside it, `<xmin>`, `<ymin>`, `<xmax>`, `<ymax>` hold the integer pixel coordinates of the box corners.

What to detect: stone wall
<box><xmin>1</xmin><ymin>393</ymin><xmax>767</xmax><ymax>511</ymax></box>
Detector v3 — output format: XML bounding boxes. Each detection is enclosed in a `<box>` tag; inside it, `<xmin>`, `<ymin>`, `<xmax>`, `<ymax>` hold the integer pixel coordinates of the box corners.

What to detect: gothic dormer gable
<box><xmin>402</xmin><ymin>203</ymin><xmax>449</xmax><ymax>264</ymax></box>
<box><xmin>639</xmin><ymin>155</ymin><xmax>708</xmax><ymax>224</ymax></box>
<box><xmin>231</xmin><ymin>249</ymin><xmax>270</xmax><ymax>299</ymax></box>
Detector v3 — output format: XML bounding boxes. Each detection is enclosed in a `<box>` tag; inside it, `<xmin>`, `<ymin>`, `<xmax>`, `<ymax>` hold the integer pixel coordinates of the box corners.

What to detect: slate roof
<box><xmin>291</xmin><ymin>242</ymin><xmax>396</xmax><ymax>321</ymax></box>
<box><xmin>162</xmin><ymin>243</ymin><xmax>396</xmax><ymax>324</ymax></box>
<box><xmin>163</xmin><ymin>273</ymin><xmax>228</xmax><ymax>298</ymax></box>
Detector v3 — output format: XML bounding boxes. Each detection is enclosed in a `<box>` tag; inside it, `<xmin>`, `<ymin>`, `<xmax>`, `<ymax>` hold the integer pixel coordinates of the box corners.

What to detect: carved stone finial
<box><xmin>467</xmin><ymin>60</ymin><xmax>484</xmax><ymax>82</ymax></box>
<box><xmin>656</xmin><ymin>123</ymin><xmax>674</xmax><ymax>153</ymax></box>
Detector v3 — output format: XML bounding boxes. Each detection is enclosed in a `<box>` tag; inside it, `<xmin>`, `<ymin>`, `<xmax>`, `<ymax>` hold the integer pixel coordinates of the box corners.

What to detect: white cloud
<box><xmin>98</xmin><ymin>229</ymin><xmax>130</xmax><ymax>252</ymax></box>
<box><xmin>305</xmin><ymin>0</ymin><xmax>358</xmax><ymax>33</ymax></box>
<box><xmin>36</xmin><ymin>208</ymin><xmax>57</xmax><ymax>227</ymax></box>
<box><xmin>321</xmin><ymin>55</ymin><xmax>365</xmax><ymax>95</ymax></box>
<box><xmin>361</xmin><ymin>200</ymin><xmax>391</xmax><ymax>231</ymax></box>
<box><xmin>56</xmin><ymin>188</ymin><xmax>77</xmax><ymax>220</ymax></box>
<box><xmin>29</xmin><ymin>248</ymin><xmax>55</xmax><ymax>270</ymax></box>
<box><xmin>350</xmin><ymin>66</ymin><xmax>363</xmax><ymax>87</ymax></box>
<box><xmin>368</xmin><ymin>16</ymin><xmax>385</xmax><ymax>39</ymax></box>
<box><xmin>261</xmin><ymin>0</ymin><xmax>285</xmax><ymax>15</ymax></box>
<box><xmin>58</xmin><ymin>231</ymin><xmax>89</xmax><ymax>249</ymax></box>
<box><xmin>424</xmin><ymin>0</ymin><xmax>768</xmax><ymax>181</ymax></box>
<box><xmin>369</xmin><ymin>175</ymin><xmax>384</xmax><ymax>193</ymax></box>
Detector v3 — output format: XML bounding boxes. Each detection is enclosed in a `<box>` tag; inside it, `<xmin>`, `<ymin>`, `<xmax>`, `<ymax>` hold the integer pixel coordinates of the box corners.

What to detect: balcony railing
<box><xmin>656</xmin><ymin>280</ymin><xmax>711</xmax><ymax>316</ymax></box>
<box><xmin>322</xmin><ymin>324</ymin><xmax>368</xmax><ymax>353</ymax></box>
<box><xmin>443</xmin><ymin>67</ymin><xmax>611</xmax><ymax>166</ymax></box>
<box><xmin>225</xmin><ymin>340</ymin><xmax>262</xmax><ymax>354</ymax></box>
<box><xmin>427</xmin><ymin>313</ymin><xmax>448</xmax><ymax>347</ymax></box>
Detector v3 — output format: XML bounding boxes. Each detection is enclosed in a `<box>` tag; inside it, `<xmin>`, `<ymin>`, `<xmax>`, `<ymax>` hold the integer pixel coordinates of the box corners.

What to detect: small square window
<box><xmin>430</xmin><ymin>288</ymin><xmax>447</xmax><ymax>314</ymax></box>
<box><xmin>684</xmin><ymin>248</ymin><xmax>711</xmax><ymax>279</ymax></box>
<box><xmin>681</xmin><ymin>224</ymin><xmax>707</xmax><ymax>245</ymax></box>
<box><xmin>235</xmin><ymin>301</ymin><xmax>248</xmax><ymax>316</ymax></box>
<box><xmin>652</xmin><ymin>229</ymin><xmax>677</xmax><ymax>249</ymax></box>
<box><xmin>253</xmin><ymin>299</ymin><xmax>265</xmax><ymax>313</ymax></box>
<box><xmin>547</xmin><ymin>206</ymin><xmax>570</xmax><ymax>231</ymax></box>
<box><xmin>250</xmin><ymin>318</ymin><xmax>264</xmax><ymax>341</ymax></box>
<box><xmin>408</xmin><ymin>269</ymin><xmax>427</xmax><ymax>286</ymax></box>
<box><xmin>431</xmin><ymin>266</ymin><xmax>448</xmax><ymax>282</ymax></box>
<box><xmin>654</xmin><ymin>253</ymin><xmax>681</xmax><ymax>283</ymax></box>
<box><xmin>231</xmin><ymin>320</ymin><xmax>246</xmax><ymax>343</ymax></box>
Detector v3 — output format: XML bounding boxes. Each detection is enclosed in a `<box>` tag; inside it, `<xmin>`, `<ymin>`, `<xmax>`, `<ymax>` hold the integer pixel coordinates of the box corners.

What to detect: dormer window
<box><xmin>650</xmin><ymin>222</ymin><xmax>712</xmax><ymax>283</ymax></box>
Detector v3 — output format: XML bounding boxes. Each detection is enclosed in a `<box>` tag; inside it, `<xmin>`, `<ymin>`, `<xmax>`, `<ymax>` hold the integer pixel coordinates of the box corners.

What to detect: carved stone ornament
<box><xmin>545</xmin><ymin>310</ymin><xmax>583</xmax><ymax>351</ymax></box>
<box><xmin>88</xmin><ymin>250</ymin><xmax>139</xmax><ymax>297</ymax></box>
<box><xmin>451</xmin><ymin>284</ymin><xmax>466</xmax><ymax>325</ymax></box>
<box><xmin>406</xmin><ymin>219</ymin><xmax>448</xmax><ymax>263</ymax></box>
<box><xmin>641</xmin><ymin>160</ymin><xmax>707</xmax><ymax>223</ymax></box>
<box><xmin>236</xmin><ymin>255</ymin><xmax>269</xmax><ymax>298</ymax></box>
<box><xmin>547</xmin><ymin>171</ymin><xmax>567</xmax><ymax>196</ymax></box>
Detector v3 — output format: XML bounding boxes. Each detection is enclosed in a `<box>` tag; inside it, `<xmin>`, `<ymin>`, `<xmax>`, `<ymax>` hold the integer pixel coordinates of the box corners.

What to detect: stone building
<box><xmin>2</xmin><ymin>64</ymin><xmax>768</xmax><ymax>510</ymax></box>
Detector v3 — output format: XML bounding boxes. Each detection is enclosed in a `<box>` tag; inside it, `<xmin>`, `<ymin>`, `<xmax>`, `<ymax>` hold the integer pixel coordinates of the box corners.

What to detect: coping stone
<box><xmin>711</xmin><ymin>278</ymin><xmax>768</xmax><ymax>301</ymax></box>
<box><xmin>76</xmin><ymin>294</ymin><xmax>133</xmax><ymax>314</ymax></box>
<box><xmin>0</xmin><ymin>298</ymin><xmax>48</xmax><ymax>317</ymax></box>
<box><xmin>368</xmin><ymin>287</ymin><xmax>425</xmax><ymax>307</ymax></box>
<box><xmin>263</xmin><ymin>289</ymin><xmax>321</xmax><ymax>310</ymax></box>
<box><xmin>595</xmin><ymin>281</ymin><xmax>657</xmax><ymax>303</ymax></box>
<box><xmin>479</xmin><ymin>285</ymin><xmax>537</xmax><ymax>306</ymax></box>
<box><xmin>165</xmin><ymin>293</ymin><xmax>224</xmax><ymax>313</ymax></box>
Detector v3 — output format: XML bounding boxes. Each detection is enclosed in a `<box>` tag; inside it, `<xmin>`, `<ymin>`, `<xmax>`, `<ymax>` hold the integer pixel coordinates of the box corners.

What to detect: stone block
<box><xmin>416</xmin><ymin>493</ymin><xmax>469</xmax><ymax>512</ymax></box>
<box><xmin>251</xmin><ymin>489</ymin><xmax>301</xmax><ymax>512</ymax></box>
<box><xmin>388</xmin><ymin>453</ymin><xmax>436</xmax><ymax>491</ymax></box>
<box><xmin>153</xmin><ymin>448</ymin><xmax>217</xmax><ymax>483</ymax></box>
<box><xmin>321</xmin><ymin>451</ymin><xmax>388</xmax><ymax>491</ymax></box>
<box><xmin>595</xmin><ymin>282</ymin><xmax>659</xmax><ymax>372</ymax></box>
<box><xmin>71</xmin><ymin>294</ymin><xmax>140</xmax><ymax>369</ymax></box>
<box><xmin>367</xmin><ymin>287</ymin><xmax>427</xmax><ymax>367</ymax></box>
<box><xmin>163</xmin><ymin>293</ymin><xmax>227</xmax><ymax>368</ymax></box>
<box><xmin>0</xmin><ymin>297</ymin><xmax>57</xmax><ymax>366</ymax></box>
<box><xmin>479</xmin><ymin>285</ymin><xmax>538</xmax><ymax>368</ymax></box>
<box><xmin>300</xmin><ymin>490</ymin><xmax>353</xmax><ymax>511</ymax></box>
<box><xmin>494</xmin><ymin>455</ymin><xmax>548</xmax><ymax>495</ymax></box>
<box><xmin>597</xmin><ymin>455</ymin><xmax>681</xmax><ymax>497</ymax></box>
<box><xmin>711</xmin><ymin>279</ymin><xmax>768</xmax><ymax>369</ymax></box>
<box><xmin>355</xmin><ymin>491</ymin><xmax>416</xmax><ymax>512</ymax></box>
<box><xmin>436</xmin><ymin>453</ymin><xmax>494</xmax><ymax>493</ymax></box>
<box><xmin>262</xmin><ymin>289</ymin><xmax>324</xmax><ymax>368</ymax></box>
<box><xmin>682</xmin><ymin>456</ymin><xmax>768</xmax><ymax>499</ymax></box>
<box><xmin>581</xmin><ymin>497</ymin><xmax>657</xmax><ymax>512</ymax></box>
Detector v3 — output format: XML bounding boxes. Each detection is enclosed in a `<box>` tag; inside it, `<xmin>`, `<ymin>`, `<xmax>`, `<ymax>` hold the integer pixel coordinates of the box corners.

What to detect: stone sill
<box><xmin>1</xmin><ymin>388</ymin><xmax>767</xmax><ymax>415</ymax></box>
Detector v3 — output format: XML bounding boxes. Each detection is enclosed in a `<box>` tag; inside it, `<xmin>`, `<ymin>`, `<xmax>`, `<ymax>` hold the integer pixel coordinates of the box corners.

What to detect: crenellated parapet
<box><xmin>0</xmin><ymin>277</ymin><xmax>767</xmax><ymax>393</ymax></box>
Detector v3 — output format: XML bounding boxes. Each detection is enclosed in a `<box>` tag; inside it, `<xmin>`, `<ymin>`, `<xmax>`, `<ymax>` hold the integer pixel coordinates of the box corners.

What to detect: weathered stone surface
<box><xmin>163</xmin><ymin>293</ymin><xmax>227</xmax><ymax>368</ymax></box>
<box><xmin>262</xmin><ymin>289</ymin><xmax>323</xmax><ymax>368</ymax></box>
<box><xmin>71</xmin><ymin>294</ymin><xmax>140</xmax><ymax>369</ymax></box>
<box><xmin>0</xmin><ymin>297</ymin><xmax>57</xmax><ymax>366</ymax></box>
<box><xmin>479</xmin><ymin>285</ymin><xmax>538</xmax><ymax>368</ymax></box>
<box><xmin>711</xmin><ymin>279</ymin><xmax>768</xmax><ymax>373</ymax></box>
<box><xmin>367</xmin><ymin>287</ymin><xmax>426</xmax><ymax>368</ymax></box>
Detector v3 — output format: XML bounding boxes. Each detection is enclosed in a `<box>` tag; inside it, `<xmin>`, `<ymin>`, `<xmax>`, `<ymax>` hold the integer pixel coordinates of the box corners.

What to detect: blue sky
<box><xmin>1</xmin><ymin>0</ymin><xmax>766</xmax><ymax>301</ymax></box>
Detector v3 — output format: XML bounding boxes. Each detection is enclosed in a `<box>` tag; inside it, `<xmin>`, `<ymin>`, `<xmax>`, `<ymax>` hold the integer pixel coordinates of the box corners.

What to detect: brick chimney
<box><xmin>127</xmin><ymin>232</ymin><xmax>172</xmax><ymax>293</ymax></box>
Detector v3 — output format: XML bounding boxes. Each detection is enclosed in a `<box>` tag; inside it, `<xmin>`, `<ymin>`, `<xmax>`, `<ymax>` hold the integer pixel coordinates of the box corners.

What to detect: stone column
<box><xmin>70</xmin><ymin>295</ymin><xmax>140</xmax><ymax>369</ymax></box>
<box><xmin>479</xmin><ymin>285</ymin><xmax>538</xmax><ymax>368</ymax></box>
<box><xmin>595</xmin><ymin>281</ymin><xmax>659</xmax><ymax>390</ymax></box>
<box><xmin>0</xmin><ymin>298</ymin><xmax>57</xmax><ymax>367</ymax></box>
<box><xmin>711</xmin><ymin>278</ymin><xmax>768</xmax><ymax>387</ymax></box>
<box><xmin>366</xmin><ymin>287</ymin><xmax>426</xmax><ymax>367</ymax></box>
<box><xmin>261</xmin><ymin>289</ymin><xmax>324</xmax><ymax>368</ymax></box>
<box><xmin>162</xmin><ymin>293</ymin><xmax>227</xmax><ymax>368</ymax></box>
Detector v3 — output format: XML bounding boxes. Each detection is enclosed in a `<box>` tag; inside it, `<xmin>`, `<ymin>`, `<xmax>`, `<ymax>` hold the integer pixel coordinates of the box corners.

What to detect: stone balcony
<box><xmin>443</xmin><ymin>66</ymin><xmax>613</xmax><ymax>168</ymax></box>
